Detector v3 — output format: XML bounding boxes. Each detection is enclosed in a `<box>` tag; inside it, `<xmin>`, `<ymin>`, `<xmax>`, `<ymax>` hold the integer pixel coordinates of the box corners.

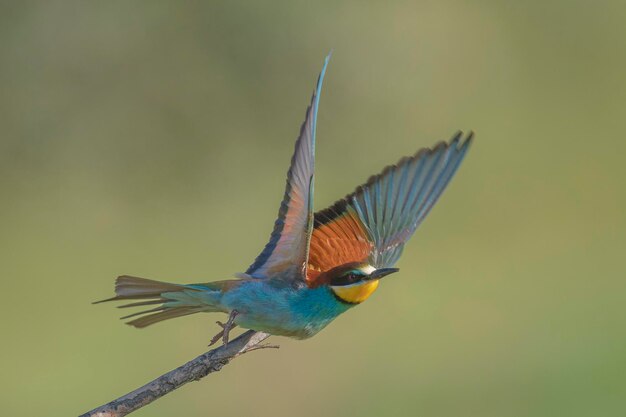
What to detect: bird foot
<box><xmin>208</xmin><ymin>310</ymin><xmax>239</xmax><ymax>347</ymax></box>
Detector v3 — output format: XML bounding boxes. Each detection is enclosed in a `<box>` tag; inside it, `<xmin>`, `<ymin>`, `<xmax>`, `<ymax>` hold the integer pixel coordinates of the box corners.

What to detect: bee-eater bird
<box><xmin>98</xmin><ymin>54</ymin><xmax>472</xmax><ymax>345</ymax></box>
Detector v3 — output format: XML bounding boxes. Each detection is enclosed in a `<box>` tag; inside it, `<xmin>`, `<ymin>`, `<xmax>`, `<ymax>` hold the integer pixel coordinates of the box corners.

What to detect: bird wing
<box><xmin>307</xmin><ymin>132</ymin><xmax>472</xmax><ymax>286</ymax></box>
<box><xmin>245</xmin><ymin>54</ymin><xmax>331</xmax><ymax>280</ymax></box>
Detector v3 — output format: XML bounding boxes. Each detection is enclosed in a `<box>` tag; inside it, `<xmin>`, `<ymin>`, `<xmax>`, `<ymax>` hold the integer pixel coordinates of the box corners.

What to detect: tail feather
<box><xmin>94</xmin><ymin>275</ymin><xmax>185</xmax><ymax>303</ymax></box>
<box><xmin>126</xmin><ymin>307</ymin><xmax>207</xmax><ymax>328</ymax></box>
<box><xmin>96</xmin><ymin>275</ymin><xmax>220</xmax><ymax>328</ymax></box>
<box><xmin>120</xmin><ymin>306</ymin><xmax>167</xmax><ymax>320</ymax></box>
<box><xmin>119</xmin><ymin>275</ymin><xmax>184</xmax><ymax>299</ymax></box>
<box><xmin>117</xmin><ymin>299</ymin><xmax>166</xmax><ymax>309</ymax></box>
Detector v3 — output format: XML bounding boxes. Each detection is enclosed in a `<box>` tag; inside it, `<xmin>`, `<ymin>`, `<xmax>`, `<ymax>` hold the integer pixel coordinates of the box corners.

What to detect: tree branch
<box><xmin>79</xmin><ymin>330</ymin><xmax>272</xmax><ymax>417</ymax></box>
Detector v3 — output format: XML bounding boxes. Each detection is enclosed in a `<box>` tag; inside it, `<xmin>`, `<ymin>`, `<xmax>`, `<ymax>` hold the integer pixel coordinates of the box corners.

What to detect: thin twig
<box><xmin>79</xmin><ymin>330</ymin><xmax>271</xmax><ymax>417</ymax></box>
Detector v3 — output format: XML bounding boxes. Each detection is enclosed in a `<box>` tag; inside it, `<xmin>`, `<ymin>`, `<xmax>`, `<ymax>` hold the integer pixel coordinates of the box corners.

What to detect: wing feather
<box><xmin>307</xmin><ymin>132</ymin><xmax>472</xmax><ymax>286</ymax></box>
<box><xmin>245</xmin><ymin>54</ymin><xmax>331</xmax><ymax>279</ymax></box>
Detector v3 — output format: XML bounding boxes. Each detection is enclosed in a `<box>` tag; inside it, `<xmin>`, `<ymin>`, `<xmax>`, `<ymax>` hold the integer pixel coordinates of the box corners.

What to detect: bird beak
<box><xmin>368</xmin><ymin>268</ymin><xmax>399</xmax><ymax>280</ymax></box>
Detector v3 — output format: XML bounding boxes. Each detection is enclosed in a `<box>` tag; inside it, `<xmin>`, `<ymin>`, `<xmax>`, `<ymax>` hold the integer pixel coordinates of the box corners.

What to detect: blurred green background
<box><xmin>1</xmin><ymin>1</ymin><xmax>625</xmax><ymax>416</ymax></box>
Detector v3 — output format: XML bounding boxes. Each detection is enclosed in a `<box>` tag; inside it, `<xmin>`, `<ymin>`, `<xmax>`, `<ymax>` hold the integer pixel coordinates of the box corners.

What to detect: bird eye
<box><xmin>332</xmin><ymin>272</ymin><xmax>360</xmax><ymax>286</ymax></box>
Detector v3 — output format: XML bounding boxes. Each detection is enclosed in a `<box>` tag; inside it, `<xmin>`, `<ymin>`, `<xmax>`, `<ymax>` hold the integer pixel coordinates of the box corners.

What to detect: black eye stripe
<box><xmin>331</xmin><ymin>272</ymin><xmax>362</xmax><ymax>286</ymax></box>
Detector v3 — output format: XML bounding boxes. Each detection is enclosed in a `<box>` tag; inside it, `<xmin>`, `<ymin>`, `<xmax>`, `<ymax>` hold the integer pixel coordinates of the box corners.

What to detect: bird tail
<box><xmin>95</xmin><ymin>275</ymin><xmax>222</xmax><ymax>328</ymax></box>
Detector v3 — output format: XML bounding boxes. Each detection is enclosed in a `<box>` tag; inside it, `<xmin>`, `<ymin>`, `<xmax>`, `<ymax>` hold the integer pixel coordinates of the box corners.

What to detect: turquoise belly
<box><xmin>220</xmin><ymin>280</ymin><xmax>352</xmax><ymax>339</ymax></box>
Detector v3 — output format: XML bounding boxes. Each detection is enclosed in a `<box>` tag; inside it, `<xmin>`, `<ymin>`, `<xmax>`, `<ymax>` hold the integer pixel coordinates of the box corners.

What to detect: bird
<box><xmin>97</xmin><ymin>54</ymin><xmax>473</xmax><ymax>345</ymax></box>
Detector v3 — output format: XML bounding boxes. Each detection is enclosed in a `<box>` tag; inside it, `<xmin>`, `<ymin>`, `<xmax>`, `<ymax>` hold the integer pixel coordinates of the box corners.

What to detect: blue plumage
<box><xmin>335</xmin><ymin>132</ymin><xmax>473</xmax><ymax>268</ymax></box>
<box><xmin>220</xmin><ymin>280</ymin><xmax>350</xmax><ymax>339</ymax></box>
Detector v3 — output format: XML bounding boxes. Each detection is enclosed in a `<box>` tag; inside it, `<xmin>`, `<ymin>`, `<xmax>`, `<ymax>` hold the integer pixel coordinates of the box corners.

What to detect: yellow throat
<box><xmin>331</xmin><ymin>280</ymin><xmax>380</xmax><ymax>304</ymax></box>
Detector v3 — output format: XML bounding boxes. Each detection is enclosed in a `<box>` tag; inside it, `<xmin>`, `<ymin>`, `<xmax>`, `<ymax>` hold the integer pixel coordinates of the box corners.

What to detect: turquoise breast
<box><xmin>220</xmin><ymin>279</ymin><xmax>353</xmax><ymax>339</ymax></box>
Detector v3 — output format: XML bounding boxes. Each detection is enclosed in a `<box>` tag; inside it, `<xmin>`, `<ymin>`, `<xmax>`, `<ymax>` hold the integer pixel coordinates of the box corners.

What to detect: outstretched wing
<box><xmin>307</xmin><ymin>132</ymin><xmax>472</xmax><ymax>286</ymax></box>
<box><xmin>245</xmin><ymin>54</ymin><xmax>331</xmax><ymax>279</ymax></box>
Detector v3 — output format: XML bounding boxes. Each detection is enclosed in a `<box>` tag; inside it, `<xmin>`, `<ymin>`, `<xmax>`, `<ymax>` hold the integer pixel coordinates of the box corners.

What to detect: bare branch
<box><xmin>79</xmin><ymin>330</ymin><xmax>271</xmax><ymax>417</ymax></box>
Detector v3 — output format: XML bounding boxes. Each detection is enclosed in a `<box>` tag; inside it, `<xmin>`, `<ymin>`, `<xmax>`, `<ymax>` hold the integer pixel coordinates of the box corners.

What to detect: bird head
<box><xmin>321</xmin><ymin>262</ymin><xmax>399</xmax><ymax>304</ymax></box>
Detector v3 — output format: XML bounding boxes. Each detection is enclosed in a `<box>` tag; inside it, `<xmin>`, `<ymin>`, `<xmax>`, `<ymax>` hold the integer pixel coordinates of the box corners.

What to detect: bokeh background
<box><xmin>1</xmin><ymin>2</ymin><xmax>625</xmax><ymax>416</ymax></box>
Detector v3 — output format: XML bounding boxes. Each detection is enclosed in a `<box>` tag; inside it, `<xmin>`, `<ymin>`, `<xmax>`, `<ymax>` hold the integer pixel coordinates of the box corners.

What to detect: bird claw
<box><xmin>208</xmin><ymin>310</ymin><xmax>239</xmax><ymax>347</ymax></box>
<box><xmin>208</xmin><ymin>329</ymin><xmax>224</xmax><ymax>347</ymax></box>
